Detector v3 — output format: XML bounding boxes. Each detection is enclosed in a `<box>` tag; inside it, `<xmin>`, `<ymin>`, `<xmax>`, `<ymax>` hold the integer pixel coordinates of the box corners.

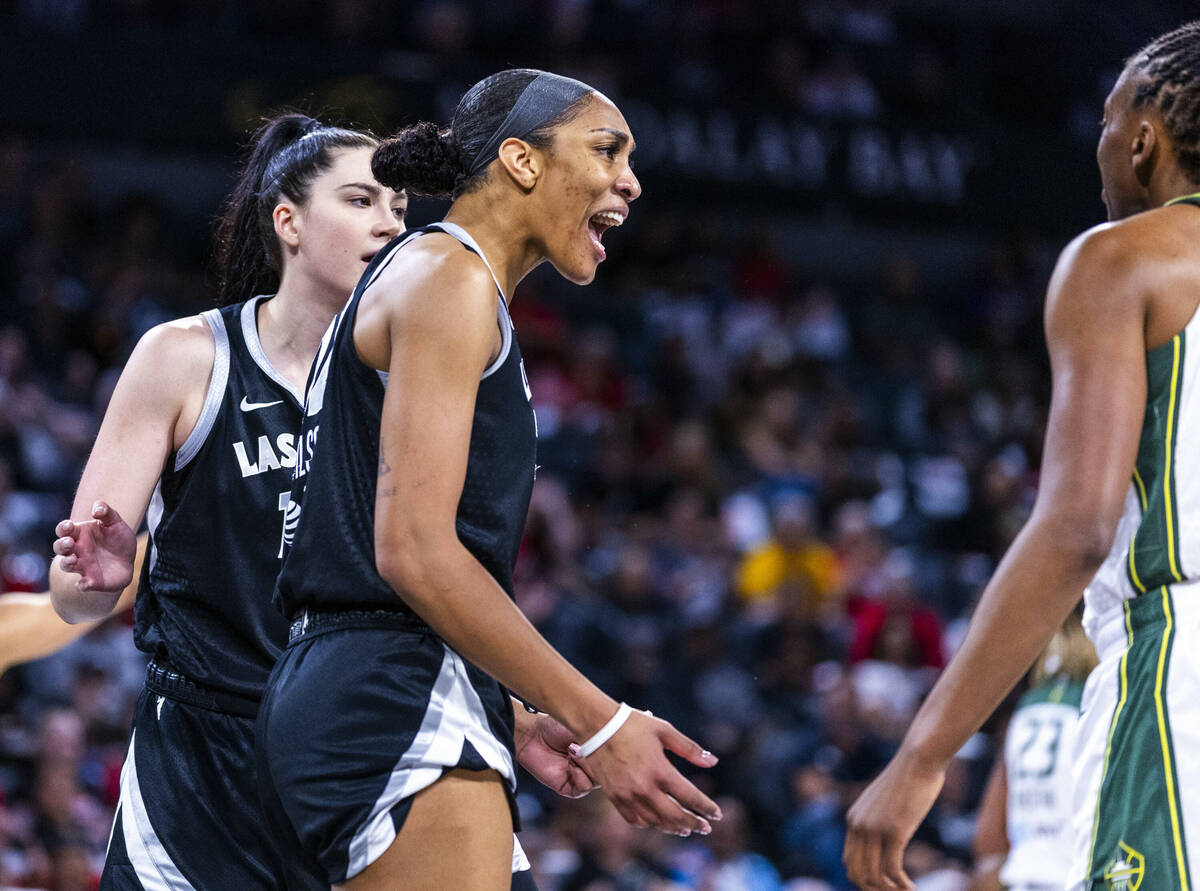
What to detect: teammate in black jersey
<box><xmin>47</xmin><ymin>113</ymin><xmax>406</xmax><ymax>889</ymax></box>
<box><xmin>260</xmin><ymin>69</ymin><xmax>722</xmax><ymax>890</ymax></box>
<box><xmin>49</xmin><ymin>109</ymin><xmax>602</xmax><ymax>891</ymax></box>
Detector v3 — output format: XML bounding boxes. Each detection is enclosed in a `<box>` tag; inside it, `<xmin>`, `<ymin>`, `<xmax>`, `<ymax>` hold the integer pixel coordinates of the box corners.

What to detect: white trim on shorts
<box><xmin>345</xmin><ymin>645</ymin><xmax>518</xmax><ymax>880</ymax></box>
<box><xmin>1072</xmin><ymin>590</ymin><xmax>1200</xmax><ymax>886</ymax></box>
<box><xmin>115</xmin><ymin>729</ymin><xmax>198</xmax><ymax>890</ymax></box>
<box><xmin>513</xmin><ymin>834</ymin><xmax>531</xmax><ymax>872</ymax></box>
<box><xmin>1167</xmin><ymin>592</ymin><xmax>1200</xmax><ymax>882</ymax></box>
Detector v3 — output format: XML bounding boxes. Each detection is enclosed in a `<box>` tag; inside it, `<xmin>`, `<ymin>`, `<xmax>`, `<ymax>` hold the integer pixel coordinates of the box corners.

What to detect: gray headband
<box><xmin>467</xmin><ymin>72</ymin><xmax>594</xmax><ymax>176</ymax></box>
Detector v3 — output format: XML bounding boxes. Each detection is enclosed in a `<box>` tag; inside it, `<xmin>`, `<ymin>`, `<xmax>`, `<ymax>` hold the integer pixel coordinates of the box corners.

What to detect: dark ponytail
<box><xmin>213</xmin><ymin>113</ymin><xmax>377</xmax><ymax>306</ymax></box>
<box><xmin>372</xmin><ymin>69</ymin><xmax>592</xmax><ymax>200</ymax></box>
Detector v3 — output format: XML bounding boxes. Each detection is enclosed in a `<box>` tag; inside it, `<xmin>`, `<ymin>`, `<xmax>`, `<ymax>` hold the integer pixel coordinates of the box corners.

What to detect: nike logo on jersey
<box><xmin>240</xmin><ymin>396</ymin><xmax>284</xmax><ymax>412</ymax></box>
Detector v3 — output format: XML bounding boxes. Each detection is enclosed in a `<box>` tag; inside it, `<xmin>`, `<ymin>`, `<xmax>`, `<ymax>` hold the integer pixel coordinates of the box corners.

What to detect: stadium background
<box><xmin>0</xmin><ymin>1</ymin><xmax>1189</xmax><ymax>888</ymax></box>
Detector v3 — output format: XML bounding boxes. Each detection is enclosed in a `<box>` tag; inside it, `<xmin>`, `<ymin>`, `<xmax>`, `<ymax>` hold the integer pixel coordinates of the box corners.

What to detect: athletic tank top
<box><xmin>135</xmin><ymin>297</ymin><xmax>303</xmax><ymax>700</ymax></box>
<box><xmin>1001</xmin><ymin>676</ymin><xmax>1084</xmax><ymax>889</ymax></box>
<box><xmin>1083</xmin><ymin>196</ymin><xmax>1200</xmax><ymax>648</ymax></box>
<box><xmin>275</xmin><ymin>222</ymin><xmax>537</xmax><ymax>619</ymax></box>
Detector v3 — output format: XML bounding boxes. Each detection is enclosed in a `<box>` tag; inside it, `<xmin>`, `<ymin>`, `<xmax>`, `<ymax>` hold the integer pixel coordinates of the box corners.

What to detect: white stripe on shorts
<box><xmin>346</xmin><ymin>645</ymin><xmax>518</xmax><ymax>880</ymax></box>
<box><xmin>1167</xmin><ymin>592</ymin><xmax>1200</xmax><ymax>879</ymax></box>
<box><xmin>513</xmin><ymin>834</ymin><xmax>531</xmax><ymax>872</ymax></box>
<box><xmin>116</xmin><ymin>729</ymin><xmax>197</xmax><ymax>891</ymax></box>
<box><xmin>1071</xmin><ymin>589</ymin><xmax>1200</xmax><ymax>888</ymax></box>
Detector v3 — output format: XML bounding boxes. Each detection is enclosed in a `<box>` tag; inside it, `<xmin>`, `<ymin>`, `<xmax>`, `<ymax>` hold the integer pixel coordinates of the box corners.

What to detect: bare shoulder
<box><xmin>1063</xmin><ymin>206</ymin><xmax>1200</xmax><ymax>278</ymax></box>
<box><xmin>1054</xmin><ymin>220</ymin><xmax>1136</xmax><ymax>284</ymax></box>
<box><xmin>124</xmin><ymin>314</ymin><xmax>216</xmax><ymax>401</ymax></box>
<box><xmin>1047</xmin><ymin>220</ymin><xmax>1148</xmax><ymax>321</ymax></box>
<box><xmin>368</xmin><ymin>232</ymin><xmax>498</xmax><ymax>326</ymax></box>
<box><xmin>136</xmin><ymin>314</ymin><xmax>214</xmax><ymax>359</ymax></box>
<box><xmin>1052</xmin><ymin>208</ymin><xmax>1200</xmax><ymax>346</ymax></box>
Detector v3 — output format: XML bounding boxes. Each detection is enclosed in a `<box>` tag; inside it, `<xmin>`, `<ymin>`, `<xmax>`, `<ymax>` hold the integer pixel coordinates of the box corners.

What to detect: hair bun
<box><xmin>372</xmin><ymin>122</ymin><xmax>464</xmax><ymax>199</ymax></box>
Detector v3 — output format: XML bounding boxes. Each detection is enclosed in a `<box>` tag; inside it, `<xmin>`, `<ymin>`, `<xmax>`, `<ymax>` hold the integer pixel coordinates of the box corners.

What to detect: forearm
<box><xmin>900</xmin><ymin>516</ymin><xmax>1101</xmax><ymax>767</ymax></box>
<box><xmin>0</xmin><ymin>593</ymin><xmax>102</xmax><ymax>668</ymax></box>
<box><xmin>49</xmin><ymin>558</ymin><xmax>123</xmax><ymax>623</ymax></box>
<box><xmin>13</xmin><ymin>545</ymin><xmax>139</xmax><ymax>664</ymax></box>
<box><xmin>383</xmin><ymin>545</ymin><xmax>617</xmax><ymax>740</ymax></box>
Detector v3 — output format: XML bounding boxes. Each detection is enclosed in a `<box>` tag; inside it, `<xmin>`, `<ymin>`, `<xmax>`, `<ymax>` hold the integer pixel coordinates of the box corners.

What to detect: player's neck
<box><xmin>255</xmin><ymin>277</ymin><xmax>341</xmax><ymax>387</ymax></box>
<box><xmin>1151</xmin><ymin>168</ymin><xmax>1200</xmax><ymax>208</ymax></box>
<box><xmin>445</xmin><ymin>194</ymin><xmax>542</xmax><ymax>302</ymax></box>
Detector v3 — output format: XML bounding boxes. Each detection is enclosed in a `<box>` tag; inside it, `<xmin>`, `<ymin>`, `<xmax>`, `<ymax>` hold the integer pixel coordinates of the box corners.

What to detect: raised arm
<box><xmin>0</xmin><ymin>534</ymin><xmax>146</xmax><ymax>674</ymax></box>
<box><xmin>844</xmin><ymin>227</ymin><xmax>1149</xmax><ymax>889</ymax></box>
<box><xmin>50</xmin><ymin>319</ymin><xmax>212</xmax><ymax>622</ymax></box>
<box><xmin>361</xmin><ymin>242</ymin><xmax>719</xmax><ymax>837</ymax></box>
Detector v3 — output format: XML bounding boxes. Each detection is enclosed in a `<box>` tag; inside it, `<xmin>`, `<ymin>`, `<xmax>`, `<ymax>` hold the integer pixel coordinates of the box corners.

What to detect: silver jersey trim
<box><xmin>241</xmin><ymin>296</ymin><xmax>304</xmax><ymax>405</ymax></box>
<box><xmin>174</xmin><ymin>310</ymin><xmax>229</xmax><ymax>471</ymax></box>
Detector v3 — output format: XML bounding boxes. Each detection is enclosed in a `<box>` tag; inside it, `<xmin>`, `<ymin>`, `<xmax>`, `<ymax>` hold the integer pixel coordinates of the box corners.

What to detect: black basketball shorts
<box><xmin>257</xmin><ymin>612</ymin><xmax>527</xmax><ymax>885</ymax></box>
<box><xmin>100</xmin><ymin>682</ymin><xmax>323</xmax><ymax>890</ymax></box>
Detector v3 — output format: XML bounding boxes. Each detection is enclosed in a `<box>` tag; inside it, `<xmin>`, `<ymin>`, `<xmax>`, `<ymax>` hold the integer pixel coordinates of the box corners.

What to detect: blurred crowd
<box><xmin>504</xmin><ymin>210</ymin><xmax>1046</xmax><ymax>889</ymax></box>
<box><xmin>8</xmin><ymin>0</ymin><xmax>1172</xmax><ymax>140</ymax></box>
<box><xmin>0</xmin><ymin>116</ymin><xmax>1054</xmax><ymax>889</ymax></box>
<box><xmin>0</xmin><ymin>0</ymin><xmax>1135</xmax><ymax>888</ymax></box>
<box><xmin>6</xmin><ymin>0</ymin><xmax>943</xmax><ymax>123</ymax></box>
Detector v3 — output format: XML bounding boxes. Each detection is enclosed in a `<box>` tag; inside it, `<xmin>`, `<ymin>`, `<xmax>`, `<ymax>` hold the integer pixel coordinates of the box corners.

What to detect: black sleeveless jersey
<box><xmin>135</xmin><ymin>297</ymin><xmax>303</xmax><ymax>701</ymax></box>
<box><xmin>275</xmin><ymin>223</ymin><xmax>538</xmax><ymax>619</ymax></box>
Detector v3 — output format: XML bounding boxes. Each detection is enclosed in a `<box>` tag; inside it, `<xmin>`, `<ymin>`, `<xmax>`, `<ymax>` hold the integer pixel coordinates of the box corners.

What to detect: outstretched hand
<box><xmin>843</xmin><ymin>749</ymin><xmax>946</xmax><ymax>890</ymax></box>
<box><xmin>580</xmin><ymin>710</ymin><xmax>721</xmax><ymax>837</ymax></box>
<box><xmin>54</xmin><ymin>502</ymin><xmax>138</xmax><ymax>594</ymax></box>
<box><xmin>515</xmin><ymin>712</ymin><xmax>598</xmax><ymax>799</ymax></box>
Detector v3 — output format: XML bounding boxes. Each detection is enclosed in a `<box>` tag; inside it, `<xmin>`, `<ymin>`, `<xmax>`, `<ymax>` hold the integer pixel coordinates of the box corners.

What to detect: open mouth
<box><xmin>587</xmin><ymin>210</ymin><xmax>626</xmax><ymax>260</ymax></box>
<box><xmin>362</xmin><ymin>250</ymin><xmax>379</xmax><ymax>263</ymax></box>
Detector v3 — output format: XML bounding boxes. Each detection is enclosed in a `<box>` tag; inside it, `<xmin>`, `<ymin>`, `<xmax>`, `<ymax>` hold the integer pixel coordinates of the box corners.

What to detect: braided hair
<box><xmin>1127</xmin><ymin>21</ymin><xmax>1200</xmax><ymax>185</ymax></box>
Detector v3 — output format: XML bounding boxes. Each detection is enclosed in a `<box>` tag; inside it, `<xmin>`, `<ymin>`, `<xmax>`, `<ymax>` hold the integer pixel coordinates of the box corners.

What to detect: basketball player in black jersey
<box><xmin>50</xmin><ymin>110</ymin><xmax>600</xmax><ymax>890</ymax></box>
<box><xmin>47</xmin><ymin>114</ymin><xmax>407</xmax><ymax>889</ymax></box>
<box><xmin>260</xmin><ymin>69</ymin><xmax>722</xmax><ymax>890</ymax></box>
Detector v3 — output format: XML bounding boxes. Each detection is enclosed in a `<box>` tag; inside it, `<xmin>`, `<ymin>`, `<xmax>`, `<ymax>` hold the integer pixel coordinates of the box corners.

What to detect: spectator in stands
<box><xmin>736</xmin><ymin>493</ymin><xmax>843</xmax><ymax>618</ymax></box>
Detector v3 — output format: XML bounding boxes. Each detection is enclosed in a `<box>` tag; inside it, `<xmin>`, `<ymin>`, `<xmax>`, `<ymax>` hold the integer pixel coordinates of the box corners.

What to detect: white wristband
<box><xmin>578</xmin><ymin>702</ymin><xmax>635</xmax><ymax>757</ymax></box>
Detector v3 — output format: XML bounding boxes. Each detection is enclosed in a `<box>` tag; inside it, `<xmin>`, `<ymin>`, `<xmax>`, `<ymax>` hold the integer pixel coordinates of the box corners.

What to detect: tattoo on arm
<box><xmin>379</xmin><ymin>486</ymin><xmax>398</xmax><ymax>498</ymax></box>
<box><xmin>378</xmin><ymin>452</ymin><xmax>392</xmax><ymax>477</ymax></box>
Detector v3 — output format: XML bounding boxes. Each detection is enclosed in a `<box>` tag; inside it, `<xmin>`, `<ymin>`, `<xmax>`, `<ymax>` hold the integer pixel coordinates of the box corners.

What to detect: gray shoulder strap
<box><xmin>174</xmin><ymin>310</ymin><xmax>229</xmax><ymax>470</ymax></box>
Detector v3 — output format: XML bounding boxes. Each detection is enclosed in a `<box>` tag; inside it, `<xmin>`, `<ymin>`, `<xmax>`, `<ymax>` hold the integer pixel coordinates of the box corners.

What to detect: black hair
<box><xmin>1127</xmin><ymin>21</ymin><xmax>1200</xmax><ymax>185</ymax></box>
<box><xmin>371</xmin><ymin>69</ymin><xmax>592</xmax><ymax>200</ymax></box>
<box><xmin>213</xmin><ymin>113</ymin><xmax>377</xmax><ymax>305</ymax></box>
